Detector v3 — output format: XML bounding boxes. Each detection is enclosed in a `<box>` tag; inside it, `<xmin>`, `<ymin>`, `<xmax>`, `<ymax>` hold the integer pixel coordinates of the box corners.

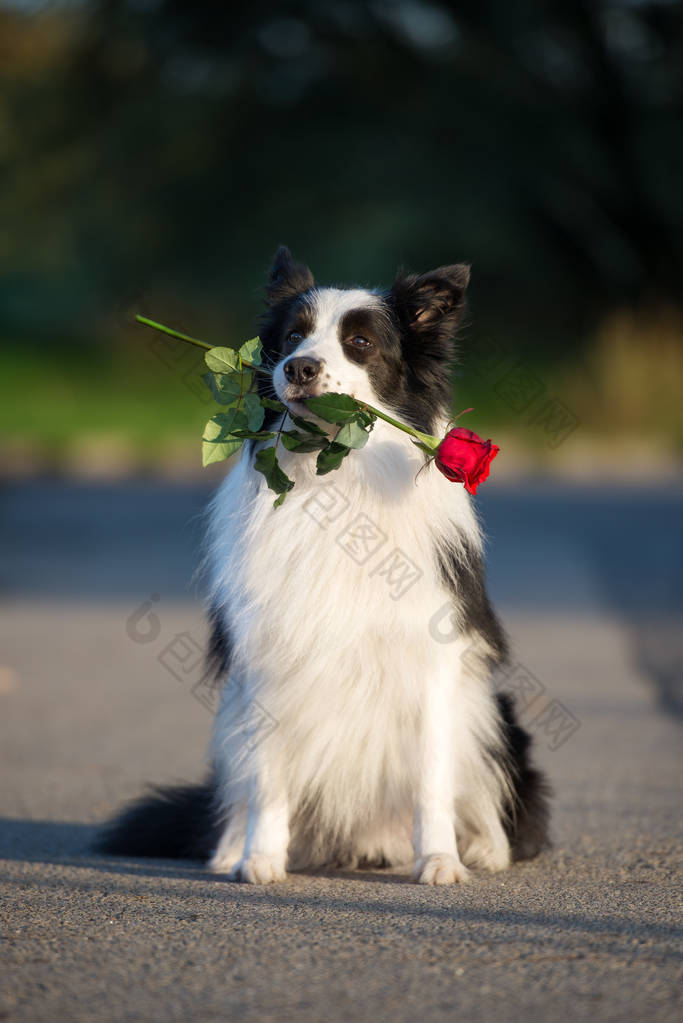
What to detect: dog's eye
<box><xmin>286</xmin><ymin>331</ymin><xmax>303</xmax><ymax>347</ymax></box>
<box><xmin>349</xmin><ymin>336</ymin><xmax>371</xmax><ymax>349</ymax></box>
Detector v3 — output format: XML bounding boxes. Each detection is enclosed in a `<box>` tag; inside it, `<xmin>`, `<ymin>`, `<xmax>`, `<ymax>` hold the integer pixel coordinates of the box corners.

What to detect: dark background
<box><xmin>1</xmin><ymin>0</ymin><xmax>682</xmax><ymax>467</ymax></box>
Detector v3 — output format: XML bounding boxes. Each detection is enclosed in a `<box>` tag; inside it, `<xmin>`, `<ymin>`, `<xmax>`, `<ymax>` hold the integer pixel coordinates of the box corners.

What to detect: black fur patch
<box><xmin>385</xmin><ymin>263</ymin><xmax>470</xmax><ymax>430</ymax></box>
<box><xmin>205</xmin><ymin>603</ymin><xmax>232</xmax><ymax>683</ymax></box>
<box><xmin>336</xmin><ymin>304</ymin><xmax>432</xmax><ymax>424</ymax></box>
<box><xmin>391</xmin><ymin>264</ymin><xmax>470</xmax><ymax>334</ymax></box>
<box><xmin>260</xmin><ymin>292</ymin><xmax>316</xmax><ymax>364</ymax></box>
<box><xmin>96</xmin><ymin>776</ymin><xmax>221</xmax><ymax>860</ymax></box>
<box><xmin>494</xmin><ymin>693</ymin><xmax>552</xmax><ymax>861</ymax></box>
<box><xmin>337</xmin><ymin>306</ymin><xmax>395</xmax><ymax>360</ymax></box>
<box><xmin>266</xmin><ymin>245</ymin><xmax>315</xmax><ymax>305</ymax></box>
<box><xmin>258</xmin><ymin>261</ymin><xmax>317</xmax><ymax>430</ymax></box>
<box><xmin>436</xmin><ymin>538</ymin><xmax>509</xmax><ymax>664</ymax></box>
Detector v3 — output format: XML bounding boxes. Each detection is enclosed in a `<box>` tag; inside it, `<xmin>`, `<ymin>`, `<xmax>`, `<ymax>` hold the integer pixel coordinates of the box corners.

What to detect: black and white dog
<box><xmin>100</xmin><ymin>247</ymin><xmax>549</xmax><ymax>884</ymax></box>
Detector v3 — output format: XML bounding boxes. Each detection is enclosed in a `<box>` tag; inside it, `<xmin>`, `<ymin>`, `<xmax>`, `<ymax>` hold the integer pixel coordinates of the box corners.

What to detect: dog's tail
<box><xmin>95</xmin><ymin>776</ymin><xmax>221</xmax><ymax>861</ymax></box>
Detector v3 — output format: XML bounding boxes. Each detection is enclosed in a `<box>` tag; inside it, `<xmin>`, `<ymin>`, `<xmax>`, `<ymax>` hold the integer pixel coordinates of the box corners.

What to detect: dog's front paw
<box><xmin>413</xmin><ymin>853</ymin><xmax>469</xmax><ymax>886</ymax></box>
<box><xmin>228</xmin><ymin>853</ymin><xmax>287</xmax><ymax>885</ymax></box>
<box><xmin>209</xmin><ymin>847</ymin><xmax>242</xmax><ymax>875</ymax></box>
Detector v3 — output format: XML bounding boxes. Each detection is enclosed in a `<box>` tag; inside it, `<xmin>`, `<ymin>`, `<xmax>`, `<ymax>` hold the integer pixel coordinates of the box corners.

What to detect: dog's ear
<box><xmin>390</xmin><ymin>263</ymin><xmax>470</xmax><ymax>335</ymax></box>
<box><xmin>267</xmin><ymin>246</ymin><xmax>315</xmax><ymax>305</ymax></box>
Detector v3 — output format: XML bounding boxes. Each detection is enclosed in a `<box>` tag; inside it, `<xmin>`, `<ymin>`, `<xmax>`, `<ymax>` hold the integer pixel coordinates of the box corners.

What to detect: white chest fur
<box><xmin>205</xmin><ymin>423</ymin><xmax>495</xmax><ymax>850</ymax></box>
<box><xmin>208</xmin><ymin>420</ymin><xmax>480</xmax><ymax>684</ymax></box>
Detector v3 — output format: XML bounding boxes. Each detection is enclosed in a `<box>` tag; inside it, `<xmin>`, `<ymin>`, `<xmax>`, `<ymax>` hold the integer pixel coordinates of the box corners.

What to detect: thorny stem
<box><xmin>355</xmin><ymin>401</ymin><xmax>439</xmax><ymax>450</ymax></box>
<box><xmin>136</xmin><ymin>315</ymin><xmax>270</xmax><ymax>376</ymax></box>
<box><xmin>274</xmin><ymin>410</ymin><xmax>288</xmax><ymax>453</ymax></box>
<box><xmin>137</xmin><ymin>314</ymin><xmax>441</xmax><ymax>449</ymax></box>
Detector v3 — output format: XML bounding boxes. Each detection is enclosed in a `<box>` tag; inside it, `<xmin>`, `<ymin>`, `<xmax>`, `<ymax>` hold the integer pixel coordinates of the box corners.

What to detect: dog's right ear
<box><xmin>267</xmin><ymin>246</ymin><xmax>315</xmax><ymax>304</ymax></box>
<box><xmin>390</xmin><ymin>263</ymin><xmax>470</xmax><ymax>337</ymax></box>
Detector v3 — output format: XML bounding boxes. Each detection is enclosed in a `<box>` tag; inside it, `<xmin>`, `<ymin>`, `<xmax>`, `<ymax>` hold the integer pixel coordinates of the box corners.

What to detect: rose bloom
<box><xmin>435</xmin><ymin>427</ymin><xmax>499</xmax><ymax>495</ymax></box>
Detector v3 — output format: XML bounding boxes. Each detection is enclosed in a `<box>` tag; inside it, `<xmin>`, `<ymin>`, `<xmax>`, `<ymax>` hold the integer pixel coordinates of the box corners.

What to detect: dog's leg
<box><xmin>227</xmin><ymin>748</ymin><xmax>290</xmax><ymax>885</ymax></box>
<box><xmin>412</xmin><ymin>663</ymin><xmax>469</xmax><ymax>885</ymax></box>
<box><xmin>209</xmin><ymin>805</ymin><xmax>247</xmax><ymax>875</ymax></box>
<box><xmin>208</xmin><ymin>676</ymin><xmax>290</xmax><ymax>883</ymax></box>
<box><xmin>458</xmin><ymin>812</ymin><xmax>511</xmax><ymax>872</ymax></box>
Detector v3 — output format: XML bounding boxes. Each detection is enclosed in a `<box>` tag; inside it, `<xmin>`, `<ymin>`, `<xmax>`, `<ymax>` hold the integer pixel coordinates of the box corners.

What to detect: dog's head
<box><xmin>260</xmin><ymin>246</ymin><xmax>470</xmax><ymax>434</ymax></box>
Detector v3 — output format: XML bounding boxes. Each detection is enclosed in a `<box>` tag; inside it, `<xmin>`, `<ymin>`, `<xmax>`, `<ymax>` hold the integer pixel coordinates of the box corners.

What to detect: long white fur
<box><xmin>205</xmin><ymin>287</ymin><xmax>512</xmax><ymax>884</ymax></box>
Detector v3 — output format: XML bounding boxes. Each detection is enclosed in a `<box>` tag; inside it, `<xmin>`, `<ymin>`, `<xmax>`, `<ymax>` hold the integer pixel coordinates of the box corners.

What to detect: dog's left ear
<box><xmin>390</xmin><ymin>263</ymin><xmax>470</xmax><ymax>335</ymax></box>
<box><xmin>267</xmin><ymin>245</ymin><xmax>315</xmax><ymax>305</ymax></box>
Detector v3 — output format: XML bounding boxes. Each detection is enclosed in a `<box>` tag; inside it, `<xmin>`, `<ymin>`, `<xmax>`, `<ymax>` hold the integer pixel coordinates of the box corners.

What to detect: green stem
<box><xmin>274</xmin><ymin>410</ymin><xmax>289</xmax><ymax>454</ymax></box>
<box><xmin>356</xmin><ymin>401</ymin><xmax>439</xmax><ymax>449</ymax></box>
<box><xmin>136</xmin><ymin>315</ymin><xmax>270</xmax><ymax>376</ymax></box>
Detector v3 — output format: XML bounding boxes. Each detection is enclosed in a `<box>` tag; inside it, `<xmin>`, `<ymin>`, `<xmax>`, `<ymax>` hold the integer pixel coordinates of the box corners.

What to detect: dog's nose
<box><xmin>284</xmin><ymin>356</ymin><xmax>322</xmax><ymax>387</ymax></box>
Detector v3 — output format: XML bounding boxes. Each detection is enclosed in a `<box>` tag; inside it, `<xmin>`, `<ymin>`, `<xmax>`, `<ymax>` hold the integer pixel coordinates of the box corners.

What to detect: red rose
<box><xmin>435</xmin><ymin>427</ymin><xmax>499</xmax><ymax>495</ymax></box>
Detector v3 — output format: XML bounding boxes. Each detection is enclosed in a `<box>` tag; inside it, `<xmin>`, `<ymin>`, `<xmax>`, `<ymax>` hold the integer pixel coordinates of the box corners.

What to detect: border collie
<box><xmin>100</xmin><ymin>247</ymin><xmax>549</xmax><ymax>884</ymax></box>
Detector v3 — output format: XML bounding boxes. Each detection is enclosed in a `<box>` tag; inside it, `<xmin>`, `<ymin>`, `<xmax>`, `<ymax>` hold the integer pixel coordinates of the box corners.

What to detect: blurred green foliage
<box><xmin>0</xmin><ymin>335</ymin><xmax>212</xmax><ymax>455</ymax></box>
<box><xmin>0</xmin><ymin>0</ymin><xmax>682</xmax><ymax>463</ymax></box>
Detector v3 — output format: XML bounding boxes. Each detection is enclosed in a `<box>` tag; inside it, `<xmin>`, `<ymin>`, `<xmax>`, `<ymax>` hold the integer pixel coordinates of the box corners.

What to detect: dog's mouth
<box><xmin>278</xmin><ymin>384</ymin><xmax>322</xmax><ymax>415</ymax></box>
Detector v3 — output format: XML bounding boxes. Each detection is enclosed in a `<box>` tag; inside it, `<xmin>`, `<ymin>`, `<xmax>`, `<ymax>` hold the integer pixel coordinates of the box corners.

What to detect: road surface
<box><xmin>0</xmin><ymin>478</ymin><xmax>681</xmax><ymax>1022</ymax></box>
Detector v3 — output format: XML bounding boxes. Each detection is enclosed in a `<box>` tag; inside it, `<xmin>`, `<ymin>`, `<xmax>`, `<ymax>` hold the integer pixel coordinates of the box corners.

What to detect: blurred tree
<box><xmin>0</xmin><ymin>0</ymin><xmax>681</xmax><ymax>345</ymax></box>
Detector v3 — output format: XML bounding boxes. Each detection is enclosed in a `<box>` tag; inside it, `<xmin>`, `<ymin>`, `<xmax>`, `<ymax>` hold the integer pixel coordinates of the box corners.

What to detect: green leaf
<box><xmin>243</xmin><ymin>392</ymin><xmax>265</xmax><ymax>431</ymax></box>
<box><xmin>230</xmin><ymin>429</ymin><xmax>277</xmax><ymax>440</ymax></box>
<box><xmin>203</xmin><ymin>371</ymin><xmax>234</xmax><ymax>404</ymax></box>
<box><xmin>238</xmin><ymin>336</ymin><xmax>262</xmax><ymax>366</ymax></box>
<box><xmin>202</xmin><ymin>415</ymin><xmax>244</xmax><ymax>467</ymax></box>
<box><xmin>261</xmin><ymin>397</ymin><xmax>288</xmax><ymax>413</ymax></box>
<box><xmin>273</xmin><ymin>491</ymin><xmax>289</xmax><ymax>508</ymax></box>
<box><xmin>356</xmin><ymin>408</ymin><xmax>377</xmax><ymax>429</ymax></box>
<box><xmin>334</xmin><ymin>420</ymin><xmax>371</xmax><ymax>449</ymax></box>
<box><xmin>288</xmin><ymin>413</ymin><xmax>329</xmax><ymax>436</ymax></box>
<box><xmin>205</xmin><ymin>347</ymin><xmax>240</xmax><ymax>374</ymax></box>
<box><xmin>280</xmin><ymin>430</ymin><xmax>329</xmax><ymax>452</ymax></box>
<box><xmin>202</xmin><ymin>372</ymin><xmax>216</xmax><ymax>402</ymax></box>
<box><xmin>203</xmin><ymin>370</ymin><xmax>251</xmax><ymax>405</ymax></box>
<box><xmin>315</xmin><ymin>441</ymin><xmax>352</xmax><ymax>475</ymax></box>
<box><xmin>211</xmin><ymin>409</ymin><xmax>248</xmax><ymax>437</ymax></box>
<box><xmin>254</xmin><ymin>446</ymin><xmax>295</xmax><ymax>497</ymax></box>
<box><xmin>305</xmin><ymin>392</ymin><xmax>361</xmax><ymax>424</ymax></box>
<box><xmin>202</xmin><ymin>438</ymin><xmax>243</xmax><ymax>466</ymax></box>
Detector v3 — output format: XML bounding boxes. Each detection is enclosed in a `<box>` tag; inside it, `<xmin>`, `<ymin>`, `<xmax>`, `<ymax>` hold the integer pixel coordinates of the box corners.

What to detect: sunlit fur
<box><xmin>205</xmin><ymin>268</ymin><xmax>516</xmax><ymax>883</ymax></box>
<box><xmin>99</xmin><ymin>249</ymin><xmax>550</xmax><ymax>884</ymax></box>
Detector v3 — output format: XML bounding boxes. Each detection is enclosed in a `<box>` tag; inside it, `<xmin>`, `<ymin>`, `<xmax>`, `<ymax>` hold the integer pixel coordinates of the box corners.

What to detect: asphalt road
<box><xmin>0</xmin><ymin>478</ymin><xmax>681</xmax><ymax>1022</ymax></box>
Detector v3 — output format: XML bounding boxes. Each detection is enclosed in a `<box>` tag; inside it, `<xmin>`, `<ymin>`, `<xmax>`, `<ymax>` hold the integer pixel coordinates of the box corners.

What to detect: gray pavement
<box><xmin>0</xmin><ymin>479</ymin><xmax>681</xmax><ymax>1022</ymax></box>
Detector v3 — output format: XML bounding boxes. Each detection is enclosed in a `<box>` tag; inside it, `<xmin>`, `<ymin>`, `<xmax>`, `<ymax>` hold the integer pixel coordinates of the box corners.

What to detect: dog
<box><xmin>99</xmin><ymin>246</ymin><xmax>550</xmax><ymax>884</ymax></box>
